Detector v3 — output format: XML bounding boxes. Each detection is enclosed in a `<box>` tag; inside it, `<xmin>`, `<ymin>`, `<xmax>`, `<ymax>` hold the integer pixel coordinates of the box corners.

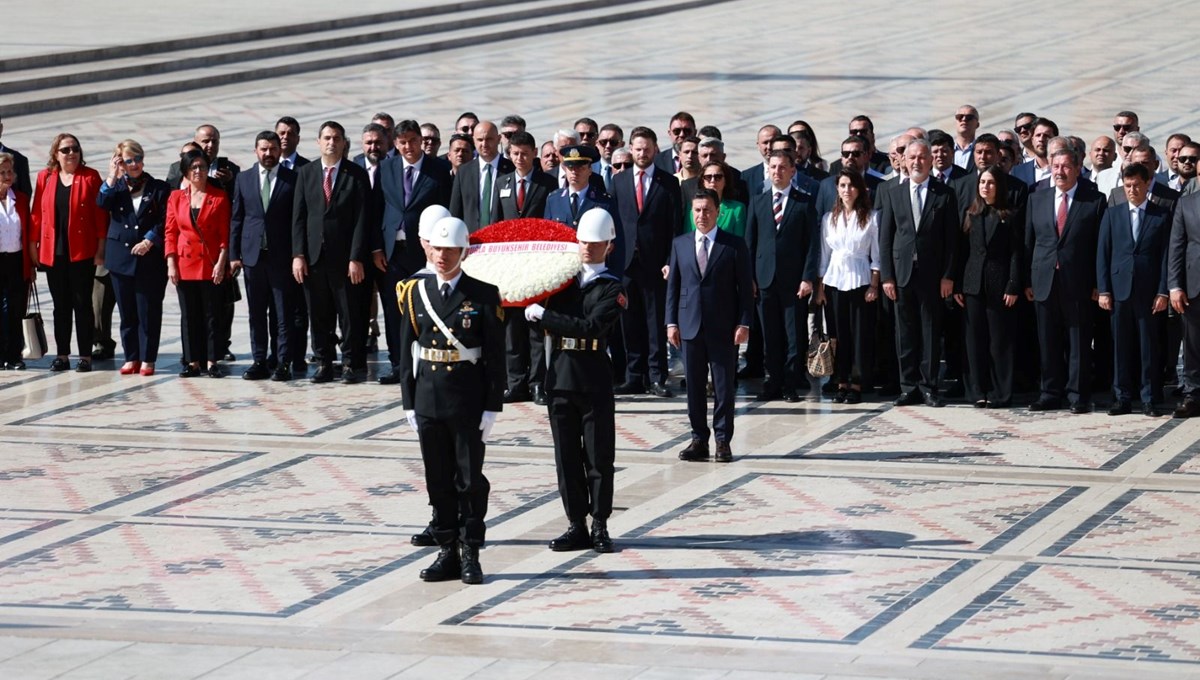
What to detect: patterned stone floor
<box><xmin>5</xmin><ymin>0</ymin><xmax>1200</xmax><ymax>678</ymax></box>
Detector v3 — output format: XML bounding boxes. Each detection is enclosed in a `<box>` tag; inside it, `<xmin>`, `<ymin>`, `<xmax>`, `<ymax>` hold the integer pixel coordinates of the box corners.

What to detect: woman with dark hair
<box><xmin>813</xmin><ymin>169</ymin><xmax>879</xmax><ymax>403</ymax></box>
<box><xmin>165</xmin><ymin>148</ymin><xmax>230</xmax><ymax>378</ymax></box>
<box><xmin>685</xmin><ymin>161</ymin><xmax>747</xmax><ymax>237</ymax></box>
<box><xmin>98</xmin><ymin>139</ymin><xmax>170</xmax><ymax>376</ymax></box>
<box><xmin>0</xmin><ymin>152</ymin><xmax>33</xmax><ymax>369</ymax></box>
<box><xmin>30</xmin><ymin>133</ymin><xmax>108</xmax><ymax>372</ymax></box>
<box><xmin>954</xmin><ymin>165</ymin><xmax>1022</xmax><ymax>408</ymax></box>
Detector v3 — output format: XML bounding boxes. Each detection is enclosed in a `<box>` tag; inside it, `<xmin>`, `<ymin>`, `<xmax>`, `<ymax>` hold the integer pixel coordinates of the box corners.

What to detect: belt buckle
<box><xmin>562</xmin><ymin>338</ymin><xmax>578</xmax><ymax>350</ymax></box>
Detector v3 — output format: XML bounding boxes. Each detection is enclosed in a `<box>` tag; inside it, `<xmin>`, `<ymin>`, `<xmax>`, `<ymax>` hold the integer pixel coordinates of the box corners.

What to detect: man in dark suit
<box><xmin>0</xmin><ymin>115</ymin><xmax>31</xmax><ymax>197</ymax></box>
<box><xmin>275</xmin><ymin>116</ymin><xmax>310</xmax><ymax>171</ymax></box>
<box><xmin>374</xmin><ymin>119</ymin><xmax>453</xmax><ymax>384</ymax></box>
<box><xmin>449</xmin><ymin>121</ymin><xmax>514</xmax><ymax>231</ymax></box>
<box><xmin>668</xmin><ymin>189</ymin><xmax>753</xmax><ymax>462</ymax></box>
<box><xmin>1098</xmin><ymin>164</ymin><xmax>1171</xmax><ymax>416</ymax></box>
<box><xmin>292</xmin><ymin>121</ymin><xmax>373</xmax><ymax>384</ymax></box>
<box><xmin>612</xmin><ymin>127</ymin><xmax>681</xmax><ymax>397</ymax></box>
<box><xmin>829</xmin><ymin>115</ymin><xmax>891</xmax><ymax>176</ymax></box>
<box><xmin>1025</xmin><ymin>148</ymin><xmax>1107</xmax><ymax>413</ymax></box>
<box><xmin>1109</xmin><ymin>148</ymin><xmax>1181</xmax><ymax>213</ymax></box>
<box><xmin>231</xmin><ymin>131</ymin><xmax>301</xmax><ymax>381</ymax></box>
<box><xmin>929</xmin><ymin>130</ymin><xmax>970</xmax><ymax>186</ymax></box>
<box><xmin>879</xmin><ymin>139</ymin><xmax>960</xmax><ymax>407</ymax></box>
<box><xmin>654</xmin><ymin>111</ymin><xmax>696</xmax><ymax>175</ymax></box>
<box><xmin>950</xmin><ymin>135</ymin><xmax>1029</xmax><ymax>221</ymax></box>
<box><xmin>1010</xmin><ymin>118</ymin><xmax>1058</xmax><ymax>188</ymax></box>
<box><xmin>1169</xmin><ymin>188</ymin><xmax>1200</xmax><ymax>417</ymax></box>
<box><xmin>745</xmin><ymin>149</ymin><xmax>820</xmax><ymax>402</ymax></box>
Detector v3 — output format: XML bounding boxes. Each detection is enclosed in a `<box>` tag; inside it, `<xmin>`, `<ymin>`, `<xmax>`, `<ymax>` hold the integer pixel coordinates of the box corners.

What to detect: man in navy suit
<box><xmin>667</xmin><ymin>189</ymin><xmax>753</xmax><ymax>462</ymax></box>
<box><xmin>374</xmin><ymin>119</ymin><xmax>452</xmax><ymax>384</ymax></box>
<box><xmin>1098</xmin><ymin>164</ymin><xmax>1172</xmax><ymax>415</ymax></box>
<box><xmin>1010</xmin><ymin>118</ymin><xmax>1058</xmax><ymax>188</ymax></box>
<box><xmin>654</xmin><ymin>111</ymin><xmax>695</xmax><ymax>175</ymax></box>
<box><xmin>1026</xmin><ymin>148</ymin><xmax>1108</xmax><ymax>413</ymax></box>
<box><xmin>231</xmin><ymin>131</ymin><xmax>300</xmax><ymax>381</ymax></box>
<box><xmin>612</xmin><ymin>127</ymin><xmax>681</xmax><ymax>397</ymax></box>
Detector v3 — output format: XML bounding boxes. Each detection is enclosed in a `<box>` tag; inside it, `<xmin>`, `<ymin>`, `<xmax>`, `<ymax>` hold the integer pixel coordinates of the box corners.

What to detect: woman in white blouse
<box><xmin>0</xmin><ymin>152</ymin><xmax>33</xmax><ymax>369</ymax></box>
<box><xmin>813</xmin><ymin>170</ymin><xmax>880</xmax><ymax>403</ymax></box>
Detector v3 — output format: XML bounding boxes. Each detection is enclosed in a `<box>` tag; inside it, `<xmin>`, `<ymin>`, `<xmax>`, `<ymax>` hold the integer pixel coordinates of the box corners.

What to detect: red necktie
<box><xmin>323</xmin><ymin>167</ymin><xmax>334</xmax><ymax>205</ymax></box>
<box><xmin>636</xmin><ymin>170</ymin><xmax>645</xmax><ymax>213</ymax></box>
<box><xmin>517</xmin><ymin>179</ymin><xmax>526</xmax><ymax>213</ymax></box>
<box><xmin>1056</xmin><ymin>193</ymin><xmax>1068</xmax><ymax>237</ymax></box>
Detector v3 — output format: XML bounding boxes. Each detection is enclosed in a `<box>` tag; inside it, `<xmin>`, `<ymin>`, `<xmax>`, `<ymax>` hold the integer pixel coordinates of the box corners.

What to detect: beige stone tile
<box><xmin>0</xmin><ymin>639</ymin><xmax>131</xmax><ymax>680</ymax></box>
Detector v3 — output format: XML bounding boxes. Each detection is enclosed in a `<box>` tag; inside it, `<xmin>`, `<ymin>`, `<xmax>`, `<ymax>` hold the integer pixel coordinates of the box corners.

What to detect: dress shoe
<box><xmin>1174</xmin><ymin>398</ymin><xmax>1200</xmax><ymax>418</ymax></box>
<box><xmin>1028</xmin><ymin>398</ymin><xmax>1062</xmax><ymax>412</ymax></box>
<box><xmin>90</xmin><ymin>345</ymin><xmax>115</xmax><ymax>361</ymax></box>
<box><xmin>378</xmin><ymin>369</ymin><xmax>402</xmax><ymax>385</ymax></box>
<box><xmin>179</xmin><ymin>364</ymin><xmax>201</xmax><ymax>378</ymax></box>
<box><xmin>119</xmin><ymin>361</ymin><xmax>142</xmax><ymax>375</ymax></box>
<box><xmin>242</xmin><ymin>361</ymin><xmax>270</xmax><ymax>381</ymax></box>
<box><xmin>844</xmin><ymin>389</ymin><xmax>862</xmax><ymax>404</ymax></box>
<box><xmin>419</xmin><ymin>545</ymin><xmax>461</xmax><ymax>582</ymax></box>
<box><xmin>736</xmin><ymin>366</ymin><xmax>763</xmax><ymax>380</ymax></box>
<box><xmin>591</xmin><ymin>519</ymin><xmax>614</xmax><ymax>553</ymax></box>
<box><xmin>311</xmin><ymin>364</ymin><xmax>335</xmax><ymax>383</ymax></box>
<box><xmin>613</xmin><ymin>380</ymin><xmax>646</xmax><ymax>395</ymax></box>
<box><xmin>648</xmin><ymin>381</ymin><xmax>673</xmax><ymax>398</ymax></box>
<box><xmin>678</xmin><ymin>438</ymin><xmax>710</xmax><ymax>461</ymax></box>
<box><xmin>756</xmin><ymin>385</ymin><xmax>783</xmax><ymax>401</ymax></box>
<box><xmin>411</xmin><ymin>526</ymin><xmax>436</xmax><ymax>547</ymax></box>
<box><xmin>1108</xmin><ymin>401</ymin><xmax>1133</xmax><ymax>416</ymax></box>
<box><xmin>460</xmin><ymin>543</ymin><xmax>483</xmax><ymax>585</ymax></box>
<box><xmin>75</xmin><ymin>359</ymin><xmax>92</xmax><ymax>373</ymax></box>
<box><xmin>503</xmin><ymin>387</ymin><xmax>530</xmax><ymax>403</ymax></box>
<box><xmin>714</xmin><ymin>441</ymin><xmax>733</xmax><ymax>463</ymax></box>
<box><xmin>533</xmin><ymin>384</ymin><xmax>548</xmax><ymax>406</ymax></box>
<box><xmin>833</xmin><ymin>388</ymin><xmax>848</xmax><ymax>404</ymax></box>
<box><xmin>894</xmin><ymin>390</ymin><xmax>923</xmax><ymax>406</ymax></box>
<box><xmin>341</xmin><ymin>367</ymin><xmax>366</xmax><ymax>384</ymax></box>
<box><xmin>222</xmin><ymin>352</ymin><xmax>237</xmax><ymax>362</ymax></box>
<box><xmin>206</xmin><ymin>364</ymin><xmax>225</xmax><ymax>379</ymax></box>
<box><xmin>1069</xmin><ymin>401</ymin><xmax>1091</xmax><ymax>415</ymax></box>
<box><xmin>7</xmin><ymin>360</ymin><xmax>25</xmax><ymax>371</ymax></box>
<box><xmin>1143</xmin><ymin>403</ymin><xmax>1160</xmax><ymax>417</ymax></box>
<box><xmin>549</xmin><ymin>522</ymin><xmax>592</xmax><ymax>552</ymax></box>
<box><xmin>974</xmin><ymin>399</ymin><xmax>988</xmax><ymax>408</ymax></box>
<box><xmin>270</xmin><ymin>365</ymin><xmax>293</xmax><ymax>382</ymax></box>
<box><xmin>923</xmin><ymin>392</ymin><xmax>945</xmax><ymax>408</ymax></box>
<box><xmin>782</xmin><ymin>389</ymin><xmax>803</xmax><ymax>403</ymax></box>
<box><xmin>987</xmin><ymin>400</ymin><xmax>1011</xmax><ymax>409</ymax></box>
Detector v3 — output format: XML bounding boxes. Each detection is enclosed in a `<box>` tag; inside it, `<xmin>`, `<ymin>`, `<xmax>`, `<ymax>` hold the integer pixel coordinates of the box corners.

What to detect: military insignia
<box><xmin>462</xmin><ymin>317</ymin><xmax>472</xmax><ymax>329</ymax></box>
<box><xmin>617</xmin><ymin>292</ymin><xmax>628</xmax><ymax>309</ymax></box>
<box><xmin>461</xmin><ymin>301</ymin><xmax>474</xmax><ymax>313</ymax></box>
<box><xmin>566</xmin><ymin>148</ymin><xmax>582</xmax><ymax>161</ymax></box>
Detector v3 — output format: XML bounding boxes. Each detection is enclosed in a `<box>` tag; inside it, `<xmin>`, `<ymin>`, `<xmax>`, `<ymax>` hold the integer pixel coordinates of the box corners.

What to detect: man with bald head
<box><xmin>953</xmin><ymin>105</ymin><xmax>980</xmax><ymax>171</ymax></box>
<box><xmin>166</xmin><ymin>124</ymin><xmax>241</xmax><ymax>192</ymax></box>
<box><xmin>449</xmin><ymin>121</ymin><xmax>514</xmax><ymax>231</ymax></box>
<box><xmin>745</xmin><ymin>124</ymin><xmax>782</xmax><ymax>196</ymax></box>
<box><xmin>1091</xmin><ymin>136</ymin><xmax>1117</xmax><ymax>175</ymax></box>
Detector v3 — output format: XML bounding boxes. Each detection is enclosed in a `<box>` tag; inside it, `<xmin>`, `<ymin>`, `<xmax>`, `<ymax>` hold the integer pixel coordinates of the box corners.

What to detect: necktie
<box><xmin>911</xmin><ymin>183</ymin><xmax>923</xmax><ymax>230</ymax></box>
<box><xmin>673</xmin><ymin>155</ymin><xmax>681</xmax><ymax>173</ymax></box>
<box><xmin>636</xmin><ymin>170</ymin><xmax>646</xmax><ymax>213</ymax></box>
<box><xmin>403</xmin><ymin>165</ymin><xmax>414</xmax><ymax>205</ymax></box>
<box><xmin>322</xmin><ymin>167</ymin><xmax>333</xmax><ymax>205</ymax></box>
<box><xmin>1056</xmin><ymin>193</ymin><xmax>1068</xmax><ymax>237</ymax></box>
<box><xmin>283</xmin><ymin>159</ymin><xmax>291</xmax><ymax>170</ymax></box>
<box><xmin>480</xmin><ymin>163</ymin><xmax>493</xmax><ymax>226</ymax></box>
<box><xmin>1131</xmin><ymin>206</ymin><xmax>1142</xmax><ymax>242</ymax></box>
<box><xmin>772</xmin><ymin>191</ymin><xmax>783</xmax><ymax>227</ymax></box>
<box><xmin>260</xmin><ymin>170</ymin><xmax>271</xmax><ymax>210</ymax></box>
<box><xmin>697</xmin><ymin>235</ymin><xmax>708</xmax><ymax>275</ymax></box>
<box><xmin>604</xmin><ymin>165</ymin><xmax>612</xmax><ymax>193</ymax></box>
<box><xmin>440</xmin><ymin>282</ymin><xmax>450</xmax><ymax>301</ymax></box>
<box><xmin>517</xmin><ymin>179</ymin><xmax>526</xmax><ymax>213</ymax></box>
<box><xmin>570</xmin><ymin>192</ymin><xmax>579</xmax><ymax>222</ymax></box>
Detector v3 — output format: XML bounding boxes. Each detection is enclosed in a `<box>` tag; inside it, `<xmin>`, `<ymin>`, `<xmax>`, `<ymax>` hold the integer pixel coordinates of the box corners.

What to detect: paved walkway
<box><xmin>3</xmin><ymin>1</ymin><xmax>1200</xmax><ymax>678</ymax></box>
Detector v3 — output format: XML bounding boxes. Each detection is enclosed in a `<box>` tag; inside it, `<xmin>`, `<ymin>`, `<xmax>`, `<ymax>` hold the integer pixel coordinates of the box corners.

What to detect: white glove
<box><xmin>405</xmin><ymin>410</ymin><xmax>418</xmax><ymax>432</ymax></box>
<box><xmin>480</xmin><ymin>411</ymin><xmax>499</xmax><ymax>441</ymax></box>
<box><xmin>525</xmin><ymin>304</ymin><xmax>545</xmax><ymax>322</ymax></box>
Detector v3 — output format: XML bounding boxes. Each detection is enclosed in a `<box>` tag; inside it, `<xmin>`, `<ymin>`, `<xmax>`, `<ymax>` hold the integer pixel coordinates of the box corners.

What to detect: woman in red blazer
<box><xmin>165</xmin><ymin>148</ymin><xmax>230</xmax><ymax>378</ymax></box>
<box><xmin>0</xmin><ymin>153</ymin><xmax>34</xmax><ymax>369</ymax></box>
<box><xmin>29</xmin><ymin>134</ymin><xmax>108</xmax><ymax>372</ymax></box>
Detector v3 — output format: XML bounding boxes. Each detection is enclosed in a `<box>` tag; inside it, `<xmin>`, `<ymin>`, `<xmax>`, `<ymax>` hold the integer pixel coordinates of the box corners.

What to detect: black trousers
<box><xmin>758</xmin><ymin>284</ymin><xmax>808</xmax><ymax>391</ymax></box>
<box><xmin>373</xmin><ymin>245</ymin><xmax>414</xmax><ymax>370</ymax></box>
<box><xmin>1181</xmin><ymin>293</ymin><xmax>1200</xmax><ymax>396</ymax></box>
<box><xmin>963</xmin><ymin>291</ymin><xmax>1015</xmax><ymax>403</ymax></box>
<box><xmin>45</xmin><ymin>258</ymin><xmax>95</xmax><ymax>357</ymax></box>
<box><xmin>244</xmin><ymin>259</ymin><xmax>301</xmax><ymax>366</ymax></box>
<box><xmin>828</xmin><ymin>286</ymin><xmax>875</xmax><ymax>386</ymax></box>
<box><xmin>1034</xmin><ymin>272</ymin><xmax>1092</xmax><ymax>405</ymax></box>
<box><xmin>111</xmin><ymin>267</ymin><xmax>166</xmax><ymax>363</ymax></box>
<box><xmin>622</xmin><ymin>266</ymin><xmax>669</xmax><ymax>385</ymax></box>
<box><xmin>306</xmin><ymin>259</ymin><xmax>367</xmax><ymax>369</ymax></box>
<box><xmin>504</xmin><ymin>312</ymin><xmax>546</xmax><ymax>391</ymax></box>
<box><xmin>417</xmin><ymin>413</ymin><xmax>489</xmax><ymax>547</ymax></box>
<box><xmin>0</xmin><ymin>252</ymin><xmax>26</xmax><ymax>362</ymax></box>
<box><xmin>873</xmin><ymin>296</ymin><xmax>899</xmax><ymax>388</ymax></box>
<box><xmin>176</xmin><ymin>279</ymin><xmax>220</xmax><ymax>365</ymax></box>
<box><xmin>683</xmin><ymin>333</ymin><xmax>738</xmax><ymax>442</ymax></box>
<box><xmin>92</xmin><ymin>271</ymin><xmax>116</xmax><ymax>352</ymax></box>
<box><xmin>549</xmin><ymin>390</ymin><xmax>615</xmax><ymax>522</ymax></box>
<box><xmin>893</xmin><ymin>271</ymin><xmax>943</xmax><ymax>395</ymax></box>
<box><xmin>1111</xmin><ymin>297</ymin><xmax>1163</xmax><ymax>404</ymax></box>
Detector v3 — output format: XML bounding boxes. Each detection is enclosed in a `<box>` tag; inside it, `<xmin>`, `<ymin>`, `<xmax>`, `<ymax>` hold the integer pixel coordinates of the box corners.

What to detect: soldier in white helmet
<box><xmin>398</xmin><ymin>216</ymin><xmax>505</xmax><ymax>584</ymax></box>
<box><xmin>525</xmin><ymin>208</ymin><xmax>626</xmax><ymax>553</ymax></box>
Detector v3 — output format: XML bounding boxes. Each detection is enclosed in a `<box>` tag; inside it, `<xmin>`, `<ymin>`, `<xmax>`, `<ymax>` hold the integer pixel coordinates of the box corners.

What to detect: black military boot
<box><xmin>591</xmin><ymin>519</ymin><xmax>614</xmax><ymax>553</ymax></box>
<box><xmin>548</xmin><ymin>522</ymin><xmax>591</xmax><ymax>551</ymax></box>
<box><xmin>419</xmin><ymin>544</ymin><xmax>461</xmax><ymax>582</ymax></box>
<box><xmin>460</xmin><ymin>543</ymin><xmax>483</xmax><ymax>585</ymax></box>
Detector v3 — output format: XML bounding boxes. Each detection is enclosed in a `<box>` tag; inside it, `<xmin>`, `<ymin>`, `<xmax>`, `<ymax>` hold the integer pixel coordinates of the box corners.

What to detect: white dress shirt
<box><xmin>820</xmin><ymin>210</ymin><xmax>880</xmax><ymax>290</ymax></box>
<box><xmin>0</xmin><ymin>189</ymin><xmax>22</xmax><ymax>253</ymax></box>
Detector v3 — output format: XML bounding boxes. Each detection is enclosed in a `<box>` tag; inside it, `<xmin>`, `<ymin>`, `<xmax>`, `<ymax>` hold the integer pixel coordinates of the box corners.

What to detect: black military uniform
<box><xmin>399</xmin><ymin>272</ymin><xmax>505</xmax><ymax>583</ymax></box>
<box><xmin>533</xmin><ymin>267</ymin><xmax>625</xmax><ymax>552</ymax></box>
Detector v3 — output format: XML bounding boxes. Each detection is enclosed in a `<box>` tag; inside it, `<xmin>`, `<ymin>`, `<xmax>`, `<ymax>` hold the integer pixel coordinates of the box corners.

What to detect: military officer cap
<box><xmin>419</xmin><ymin>205</ymin><xmax>452</xmax><ymax>241</ymax></box>
<box><xmin>560</xmin><ymin>145</ymin><xmax>599</xmax><ymax>165</ymax></box>
<box><xmin>429</xmin><ymin>216</ymin><xmax>470</xmax><ymax>248</ymax></box>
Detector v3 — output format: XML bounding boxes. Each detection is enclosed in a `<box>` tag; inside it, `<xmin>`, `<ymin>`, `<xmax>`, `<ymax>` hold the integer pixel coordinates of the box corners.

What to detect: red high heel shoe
<box><xmin>140</xmin><ymin>362</ymin><xmax>156</xmax><ymax>377</ymax></box>
<box><xmin>119</xmin><ymin>361</ymin><xmax>142</xmax><ymax>375</ymax></box>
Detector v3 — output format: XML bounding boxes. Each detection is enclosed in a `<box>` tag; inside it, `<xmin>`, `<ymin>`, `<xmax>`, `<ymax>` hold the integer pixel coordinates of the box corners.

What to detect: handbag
<box><xmin>806</xmin><ymin>311</ymin><xmax>836</xmax><ymax>378</ymax></box>
<box><xmin>22</xmin><ymin>285</ymin><xmax>47</xmax><ymax>360</ymax></box>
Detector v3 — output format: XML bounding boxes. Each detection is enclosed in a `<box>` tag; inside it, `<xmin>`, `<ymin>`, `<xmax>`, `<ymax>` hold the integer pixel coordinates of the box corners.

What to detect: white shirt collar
<box><xmin>435</xmin><ymin>270</ymin><xmax>464</xmax><ymax>290</ymax></box>
<box><xmin>1055</xmin><ymin>182</ymin><xmax>1079</xmax><ymax>202</ymax></box>
<box><xmin>580</xmin><ymin>262</ymin><xmax>608</xmax><ymax>285</ymax></box>
<box><xmin>404</xmin><ymin>155</ymin><xmax>425</xmax><ymax>172</ymax></box>
<box><xmin>636</xmin><ymin>162</ymin><xmax>655</xmax><ymax>179</ymax></box>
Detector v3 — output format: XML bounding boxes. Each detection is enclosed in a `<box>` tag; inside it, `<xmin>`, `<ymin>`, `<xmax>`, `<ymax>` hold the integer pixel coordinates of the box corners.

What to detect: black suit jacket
<box><xmin>450</xmin><ymin>156</ymin><xmax>515</xmax><ymax>230</ymax></box>
<box><xmin>666</xmin><ymin>229</ymin><xmax>754</xmax><ymax>342</ymax></box>
<box><xmin>959</xmin><ymin>208</ymin><xmax>1022</xmax><ymax>297</ymax></box>
<box><xmin>611</xmin><ymin>166</ymin><xmax>682</xmax><ymax>275</ymax></box>
<box><xmin>497</xmin><ymin>169</ymin><xmax>556</xmax><ymax>220</ymax></box>
<box><xmin>0</xmin><ymin>143</ymin><xmax>32</xmax><ymax>198</ymax></box>
<box><xmin>950</xmin><ymin>171</ymin><xmax>1030</xmax><ymax>224</ymax></box>
<box><xmin>292</xmin><ymin>160</ymin><xmax>371</xmax><ymax>268</ymax></box>
<box><xmin>378</xmin><ymin>154</ymin><xmax>452</xmax><ymax>270</ymax></box>
<box><xmin>744</xmin><ymin>187</ymin><xmax>820</xmax><ymax>292</ymax></box>
<box><xmin>1025</xmin><ymin>183</ymin><xmax>1107</xmax><ymax>302</ymax></box>
<box><xmin>1169</xmin><ymin>193</ymin><xmax>1200</xmax><ymax>298</ymax></box>
<box><xmin>878</xmin><ymin>178</ymin><xmax>960</xmax><ymax>287</ymax></box>
<box><xmin>537</xmin><ymin>274</ymin><xmax>625</xmax><ymax>394</ymax></box>
<box><xmin>230</xmin><ymin>164</ymin><xmax>297</xmax><ymax>268</ymax></box>
<box><xmin>931</xmin><ymin>165</ymin><xmax>969</xmax><ymax>186</ymax></box>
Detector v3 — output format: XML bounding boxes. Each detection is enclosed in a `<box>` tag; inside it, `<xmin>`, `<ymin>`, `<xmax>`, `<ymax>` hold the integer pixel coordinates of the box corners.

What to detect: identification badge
<box><xmin>499</xmin><ymin>187</ymin><xmax>512</xmax><ymax>198</ymax></box>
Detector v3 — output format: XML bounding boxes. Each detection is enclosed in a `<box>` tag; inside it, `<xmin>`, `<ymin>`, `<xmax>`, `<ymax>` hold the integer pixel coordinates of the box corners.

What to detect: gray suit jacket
<box><xmin>1169</xmin><ymin>192</ymin><xmax>1200</xmax><ymax>298</ymax></box>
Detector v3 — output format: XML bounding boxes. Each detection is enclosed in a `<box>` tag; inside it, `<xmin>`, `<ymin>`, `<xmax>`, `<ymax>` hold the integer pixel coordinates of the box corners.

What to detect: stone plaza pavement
<box><xmin>4</xmin><ymin>0</ymin><xmax>1200</xmax><ymax>677</ymax></box>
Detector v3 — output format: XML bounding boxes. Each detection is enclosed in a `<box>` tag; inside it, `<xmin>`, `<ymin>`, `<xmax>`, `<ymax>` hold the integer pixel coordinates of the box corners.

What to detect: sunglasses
<box><xmin>58</xmin><ymin>145</ymin><xmax>80</xmax><ymax>155</ymax></box>
<box><xmin>422</xmin><ymin>136</ymin><xmax>440</xmax><ymax>144</ymax></box>
<box><xmin>1122</xmin><ymin>146</ymin><xmax>1136</xmax><ymax>154</ymax></box>
<box><xmin>1014</xmin><ymin>123</ymin><xmax>1034</xmax><ymax>134</ymax></box>
<box><xmin>596</xmin><ymin>138</ymin><xmax>619</xmax><ymax>147</ymax></box>
<box><xmin>702</xmin><ymin>174</ymin><xmax>725</xmax><ymax>181</ymax></box>
<box><xmin>577</xmin><ymin>131</ymin><xmax>597</xmax><ymax>139</ymax></box>
<box><xmin>955</xmin><ymin>114</ymin><xmax>978</xmax><ymax>122</ymax></box>
<box><xmin>1178</xmin><ymin>156</ymin><xmax>1199</xmax><ymax>164</ymax></box>
<box><xmin>458</xmin><ymin>126</ymin><xmax>473</xmax><ymax>133</ymax></box>
<box><xmin>670</xmin><ymin>127</ymin><xmax>694</xmax><ymax>136</ymax></box>
<box><xmin>891</xmin><ymin>146</ymin><xmax>907</xmax><ymax>156</ymax></box>
<box><xmin>841</xmin><ymin>149</ymin><xmax>864</xmax><ymax>158</ymax></box>
<box><xmin>499</xmin><ymin>131</ymin><xmax>515</xmax><ymax>138</ymax></box>
<box><xmin>612</xmin><ymin>162</ymin><xmax>632</xmax><ymax>169</ymax></box>
<box><xmin>122</xmin><ymin>156</ymin><xmax>144</xmax><ymax>165</ymax></box>
<box><xmin>849</xmin><ymin>128</ymin><xmax>869</xmax><ymax>137</ymax></box>
<box><xmin>1113</xmin><ymin>124</ymin><xmax>1136</xmax><ymax>132</ymax></box>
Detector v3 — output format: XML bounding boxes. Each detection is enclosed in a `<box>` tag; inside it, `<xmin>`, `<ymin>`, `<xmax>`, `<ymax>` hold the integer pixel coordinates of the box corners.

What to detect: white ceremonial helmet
<box><xmin>576</xmin><ymin>208</ymin><xmax>615</xmax><ymax>242</ymax></box>
<box><xmin>428</xmin><ymin>217</ymin><xmax>469</xmax><ymax>248</ymax></box>
<box><xmin>419</xmin><ymin>205</ymin><xmax>452</xmax><ymax>241</ymax></box>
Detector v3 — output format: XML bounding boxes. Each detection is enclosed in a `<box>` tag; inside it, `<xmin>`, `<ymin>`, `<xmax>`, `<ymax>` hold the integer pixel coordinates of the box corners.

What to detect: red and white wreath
<box><xmin>462</xmin><ymin>219</ymin><xmax>581</xmax><ymax>307</ymax></box>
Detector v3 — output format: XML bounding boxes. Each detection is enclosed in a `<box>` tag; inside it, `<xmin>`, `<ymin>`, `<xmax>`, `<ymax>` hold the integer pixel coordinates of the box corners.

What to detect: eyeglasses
<box><xmin>1014</xmin><ymin>123</ymin><xmax>1034</xmax><ymax>134</ymax></box>
<box><xmin>670</xmin><ymin>127</ymin><xmax>694</xmax><ymax>136</ymax></box>
<box><xmin>122</xmin><ymin>156</ymin><xmax>144</xmax><ymax>165</ymax></box>
<box><xmin>596</xmin><ymin>138</ymin><xmax>619</xmax><ymax>147</ymax></box>
<box><xmin>58</xmin><ymin>145</ymin><xmax>79</xmax><ymax>155</ymax></box>
<box><xmin>841</xmin><ymin>149</ymin><xmax>864</xmax><ymax>158</ymax></box>
<box><xmin>702</xmin><ymin>174</ymin><xmax>725</xmax><ymax>182</ymax></box>
<box><xmin>1178</xmin><ymin>156</ymin><xmax>1199</xmax><ymax>164</ymax></box>
<box><xmin>612</xmin><ymin>162</ymin><xmax>632</xmax><ymax>169</ymax></box>
<box><xmin>955</xmin><ymin>114</ymin><xmax>978</xmax><ymax>122</ymax></box>
<box><xmin>1113</xmin><ymin>124</ymin><xmax>1136</xmax><ymax>132</ymax></box>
